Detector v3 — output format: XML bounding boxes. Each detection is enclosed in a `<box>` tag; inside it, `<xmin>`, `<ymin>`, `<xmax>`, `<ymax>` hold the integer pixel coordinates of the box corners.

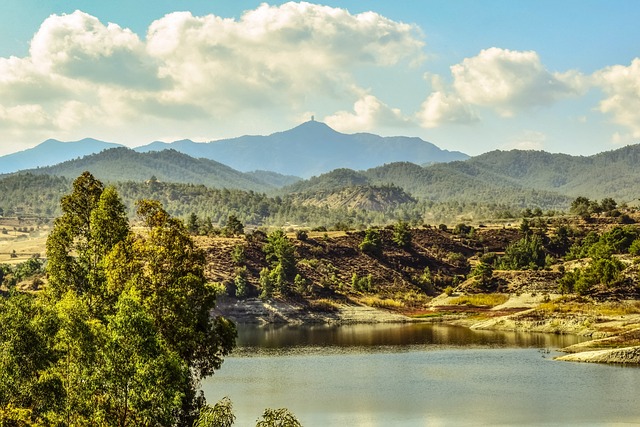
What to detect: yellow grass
<box><xmin>449</xmin><ymin>293</ymin><xmax>509</xmax><ymax>307</ymax></box>
<box><xmin>536</xmin><ymin>300</ymin><xmax>640</xmax><ymax>316</ymax></box>
<box><xmin>361</xmin><ymin>296</ymin><xmax>405</xmax><ymax>309</ymax></box>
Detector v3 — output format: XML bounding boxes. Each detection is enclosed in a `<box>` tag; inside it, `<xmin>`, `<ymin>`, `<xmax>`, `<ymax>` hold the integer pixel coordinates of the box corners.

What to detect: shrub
<box><xmin>231</xmin><ymin>244</ymin><xmax>245</xmax><ymax>266</ymax></box>
<box><xmin>392</xmin><ymin>221</ymin><xmax>412</xmax><ymax>248</ymax></box>
<box><xmin>359</xmin><ymin>229</ymin><xmax>382</xmax><ymax>257</ymax></box>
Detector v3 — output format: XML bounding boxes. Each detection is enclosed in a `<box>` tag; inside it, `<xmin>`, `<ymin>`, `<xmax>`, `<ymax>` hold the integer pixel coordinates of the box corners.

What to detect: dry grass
<box><xmin>308</xmin><ymin>298</ymin><xmax>340</xmax><ymax>312</ymax></box>
<box><xmin>536</xmin><ymin>299</ymin><xmax>640</xmax><ymax>316</ymax></box>
<box><xmin>449</xmin><ymin>293</ymin><xmax>509</xmax><ymax>308</ymax></box>
<box><xmin>361</xmin><ymin>296</ymin><xmax>405</xmax><ymax>309</ymax></box>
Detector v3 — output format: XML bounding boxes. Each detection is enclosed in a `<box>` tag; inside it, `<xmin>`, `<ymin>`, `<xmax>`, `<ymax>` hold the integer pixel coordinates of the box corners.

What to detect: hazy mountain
<box><xmin>135</xmin><ymin>120</ymin><xmax>469</xmax><ymax>177</ymax></box>
<box><xmin>0</xmin><ymin>138</ymin><xmax>123</xmax><ymax>174</ymax></box>
<box><xmin>26</xmin><ymin>147</ymin><xmax>276</xmax><ymax>192</ymax></box>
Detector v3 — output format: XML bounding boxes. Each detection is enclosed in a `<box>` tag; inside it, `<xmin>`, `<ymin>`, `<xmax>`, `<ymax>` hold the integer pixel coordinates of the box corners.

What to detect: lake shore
<box><xmin>216</xmin><ymin>293</ymin><xmax>640</xmax><ymax>364</ymax></box>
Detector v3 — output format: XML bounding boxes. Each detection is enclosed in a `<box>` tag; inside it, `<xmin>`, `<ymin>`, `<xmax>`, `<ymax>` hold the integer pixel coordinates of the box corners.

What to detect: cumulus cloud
<box><xmin>594</xmin><ymin>58</ymin><xmax>640</xmax><ymax>138</ymax></box>
<box><xmin>324</xmin><ymin>94</ymin><xmax>411</xmax><ymax>132</ymax></box>
<box><xmin>416</xmin><ymin>91</ymin><xmax>477</xmax><ymax>128</ymax></box>
<box><xmin>0</xmin><ymin>3</ymin><xmax>424</xmax><ymax>146</ymax></box>
<box><xmin>146</xmin><ymin>3</ymin><xmax>423</xmax><ymax>114</ymax></box>
<box><xmin>451</xmin><ymin>47</ymin><xmax>583</xmax><ymax>116</ymax></box>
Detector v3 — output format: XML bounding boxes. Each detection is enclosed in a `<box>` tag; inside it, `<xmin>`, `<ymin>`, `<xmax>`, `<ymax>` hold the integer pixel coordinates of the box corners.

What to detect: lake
<box><xmin>202</xmin><ymin>323</ymin><xmax>640</xmax><ymax>426</ymax></box>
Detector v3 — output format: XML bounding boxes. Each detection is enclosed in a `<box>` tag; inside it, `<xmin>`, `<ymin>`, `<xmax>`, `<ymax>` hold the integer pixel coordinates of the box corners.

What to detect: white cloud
<box><xmin>503</xmin><ymin>130</ymin><xmax>546</xmax><ymax>151</ymax></box>
<box><xmin>324</xmin><ymin>95</ymin><xmax>411</xmax><ymax>132</ymax></box>
<box><xmin>416</xmin><ymin>91</ymin><xmax>478</xmax><ymax>128</ymax></box>
<box><xmin>451</xmin><ymin>47</ymin><xmax>583</xmax><ymax>116</ymax></box>
<box><xmin>145</xmin><ymin>2</ymin><xmax>423</xmax><ymax>115</ymax></box>
<box><xmin>594</xmin><ymin>58</ymin><xmax>640</xmax><ymax>138</ymax></box>
<box><xmin>0</xmin><ymin>4</ymin><xmax>425</xmax><ymax>146</ymax></box>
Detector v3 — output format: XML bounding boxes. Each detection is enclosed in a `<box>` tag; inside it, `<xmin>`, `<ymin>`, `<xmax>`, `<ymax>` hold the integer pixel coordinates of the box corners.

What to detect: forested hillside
<box><xmin>26</xmin><ymin>147</ymin><xmax>277</xmax><ymax>192</ymax></box>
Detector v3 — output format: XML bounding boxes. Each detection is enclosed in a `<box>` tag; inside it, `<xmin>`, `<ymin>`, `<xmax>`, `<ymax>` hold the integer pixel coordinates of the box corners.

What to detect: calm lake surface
<box><xmin>201</xmin><ymin>323</ymin><xmax>640</xmax><ymax>426</ymax></box>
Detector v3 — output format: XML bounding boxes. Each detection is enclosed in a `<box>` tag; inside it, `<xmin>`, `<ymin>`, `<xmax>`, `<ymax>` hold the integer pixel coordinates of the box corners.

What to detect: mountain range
<box><xmin>3</xmin><ymin>121</ymin><xmax>640</xmax><ymax>219</ymax></box>
<box><xmin>1</xmin><ymin>120</ymin><xmax>467</xmax><ymax>177</ymax></box>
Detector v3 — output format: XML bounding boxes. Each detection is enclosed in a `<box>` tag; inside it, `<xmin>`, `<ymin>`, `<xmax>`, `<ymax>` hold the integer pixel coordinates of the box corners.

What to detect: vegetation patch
<box><xmin>449</xmin><ymin>293</ymin><xmax>509</xmax><ymax>308</ymax></box>
<box><xmin>360</xmin><ymin>296</ymin><xmax>405</xmax><ymax>309</ymax></box>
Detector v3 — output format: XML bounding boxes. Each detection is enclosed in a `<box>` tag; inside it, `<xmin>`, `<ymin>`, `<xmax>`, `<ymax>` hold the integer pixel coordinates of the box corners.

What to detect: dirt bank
<box><xmin>555</xmin><ymin>346</ymin><xmax>640</xmax><ymax>364</ymax></box>
<box><xmin>215</xmin><ymin>298</ymin><xmax>423</xmax><ymax>325</ymax></box>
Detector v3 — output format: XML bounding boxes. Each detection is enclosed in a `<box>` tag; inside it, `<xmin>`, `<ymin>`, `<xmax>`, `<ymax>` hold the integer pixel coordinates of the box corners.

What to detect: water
<box><xmin>202</xmin><ymin>323</ymin><xmax>640</xmax><ymax>426</ymax></box>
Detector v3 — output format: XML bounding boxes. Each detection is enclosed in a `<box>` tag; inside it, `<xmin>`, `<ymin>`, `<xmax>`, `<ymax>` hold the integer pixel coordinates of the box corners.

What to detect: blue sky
<box><xmin>0</xmin><ymin>1</ymin><xmax>639</xmax><ymax>157</ymax></box>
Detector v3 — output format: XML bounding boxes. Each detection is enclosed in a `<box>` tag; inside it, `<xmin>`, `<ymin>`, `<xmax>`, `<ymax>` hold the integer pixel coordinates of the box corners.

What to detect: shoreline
<box><xmin>216</xmin><ymin>294</ymin><xmax>640</xmax><ymax>364</ymax></box>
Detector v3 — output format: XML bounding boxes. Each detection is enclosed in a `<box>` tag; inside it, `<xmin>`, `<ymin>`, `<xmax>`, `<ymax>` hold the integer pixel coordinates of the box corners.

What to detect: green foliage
<box><xmin>263</xmin><ymin>229</ymin><xmax>297</xmax><ymax>279</ymax></box>
<box><xmin>470</xmin><ymin>262</ymin><xmax>494</xmax><ymax>286</ymax></box>
<box><xmin>392</xmin><ymin>221</ymin><xmax>412</xmax><ymax>248</ymax></box>
<box><xmin>499</xmin><ymin>234</ymin><xmax>547</xmax><ymax>270</ymax></box>
<box><xmin>351</xmin><ymin>272</ymin><xmax>373</xmax><ymax>293</ymax></box>
<box><xmin>559</xmin><ymin>256</ymin><xmax>626</xmax><ymax>295</ymax></box>
<box><xmin>359</xmin><ymin>229</ymin><xmax>382</xmax><ymax>256</ymax></box>
<box><xmin>256</xmin><ymin>408</ymin><xmax>303</xmax><ymax>427</ymax></box>
<box><xmin>231</xmin><ymin>244</ymin><xmax>246</xmax><ymax>266</ymax></box>
<box><xmin>259</xmin><ymin>267</ymin><xmax>273</xmax><ymax>300</ymax></box>
<box><xmin>3</xmin><ymin>172</ymin><xmax>237</xmax><ymax>425</ymax></box>
<box><xmin>568</xmin><ymin>226</ymin><xmax>639</xmax><ymax>260</ymax></box>
<box><xmin>293</xmin><ymin>274</ymin><xmax>309</xmax><ymax>295</ymax></box>
<box><xmin>194</xmin><ymin>397</ymin><xmax>236</xmax><ymax>427</ymax></box>
<box><xmin>234</xmin><ymin>267</ymin><xmax>248</xmax><ymax>298</ymax></box>
<box><xmin>224</xmin><ymin>214</ymin><xmax>245</xmax><ymax>236</ymax></box>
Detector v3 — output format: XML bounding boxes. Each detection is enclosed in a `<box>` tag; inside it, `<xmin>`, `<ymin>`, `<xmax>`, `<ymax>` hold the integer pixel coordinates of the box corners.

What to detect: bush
<box><xmin>231</xmin><ymin>244</ymin><xmax>245</xmax><ymax>266</ymax></box>
<box><xmin>392</xmin><ymin>221</ymin><xmax>412</xmax><ymax>248</ymax></box>
<box><xmin>359</xmin><ymin>229</ymin><xmax>382</xmax><ymax>257</ymax></box>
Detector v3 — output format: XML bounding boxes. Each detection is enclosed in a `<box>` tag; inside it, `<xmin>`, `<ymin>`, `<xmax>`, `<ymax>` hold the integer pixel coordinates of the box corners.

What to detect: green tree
<box><xmin>359</xmin><ymin>229</ymin><xmax>382</xmax><ymax>257</ymax></box>
<box><xmin>499</xmin><ymin>234</ymin><xmax>546</xmax><ymax>270</ymax></box>
<box><xmin>194</xmin><ymin>397</ymin><xmax>236</xmax><ymax>427</ymax></box>
<box><xmin>470</xmin><ymin>262</ymin><xmax>494</xmax><ymax>287</ymax></box>
<box><xmin>256</xmin><ymin>408</ymin><xmax>302</xmax><ymax>427</ymax></box>
<box><xmin>392</xmin><ymin>221</ymin><xmax>412</xmax><ymax>248</ymax></box>
<box><xmin>46</xmin><ymin>173</ymin><xmax>129</xmax><ymax>315</ymax></box>
<box><xmin>224</xmin><ymin>215</ymin><xmax>244</xmax><ymax>237</ymax></box>
<box><xmin>263</xmin><ymin>229</ymin><xmax>296</xmax><ymax>279</ymax></box>
<box><xmin>99</xmin><ymin>287</ymin><xmax>187</xmax><ymax>426</ymax></box>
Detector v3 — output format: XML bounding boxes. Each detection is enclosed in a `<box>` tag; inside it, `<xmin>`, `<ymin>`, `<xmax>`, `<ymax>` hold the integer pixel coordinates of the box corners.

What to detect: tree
<box><xmin>393</xmin><ymin>221</ymin><xmax>412</xmax><ymax>248</ymax></box>
<box><xmin>224</xmin><ymin>215</ymin><xmax>244</xmax><ymax>237</ymax></box>
<box><xmin>40</xmin><ymin>174</ymin><xmax>236</xmax><ymax>425</ymax></box>
<box><xmin>99</xmin><ymin>288</ymin><xmax>187</xmax><ymax>426</ymax></box>
<box><xmin>470</xmin><ymin>262</ymin><xmax>494</xmax><ymax>287</ymax></box>
<box><xmin>194</xmin><ymin>397</ymin><xmax>236</xmax><ymax>427</ymax></box>
<box><xmin>359</xmin><ymin>229</ymin><xmax>382</xmax><ymax>257</ymax></box>
<box><xmin>125</xmin><ymin>200</ymin><xmax>236</xmax><ymax>382</ymax></box>
<box><xmin>263</xmin><ymin>229</ymin><xmax>296</xmax><ymax>279</ymax></box>
<box><xmin>499</xmin><ymin>234</ymin><xmax>546</xmax><ymax>270</ymax></box>
<box><xmin>46</xmin><ymin>173</ymin><xmax>129</xmax><ymax>315</ymax></box>
<box><xmin>570</xmin><ymin>196</ymin><xmax>592</xmax><ymax>219</ymax></box>
<box><xmin>256</xmin><ymin>408</ymin><xmax>302</xmax><ymax>427</ymax></box>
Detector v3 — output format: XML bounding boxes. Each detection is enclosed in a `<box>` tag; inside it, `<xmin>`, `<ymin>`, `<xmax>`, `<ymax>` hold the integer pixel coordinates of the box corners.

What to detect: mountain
<box><xmin>26</xmin><ymin>147</ymin><xmax>277</xmax><ymax>192</ymax></box>
<box><xmin>135</xmin><ymin>120</ymin><xmax>469</xmax><ymax>177</ymax></box>
<box><xmin>0</xmin><ymin>138</ymin><xmax>123</xmax><ymax>174</ymax></box>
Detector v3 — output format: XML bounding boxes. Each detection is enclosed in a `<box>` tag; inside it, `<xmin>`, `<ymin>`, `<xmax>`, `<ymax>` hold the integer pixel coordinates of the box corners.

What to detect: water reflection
<box><xmin>233</xmin><ymin>323</ymin><xmax>584</xmax><ymax>356</ymax></box>
<box><xmin>203</xmin><ymin>324</ymin><xmax>640</xmax><ymax>426</ymax></box>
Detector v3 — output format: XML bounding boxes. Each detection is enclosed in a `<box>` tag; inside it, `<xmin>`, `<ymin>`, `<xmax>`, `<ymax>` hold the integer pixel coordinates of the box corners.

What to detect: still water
<box><xmin>202</xmin><ymin>323</ymin><xmax>640</xmax><ymax>426</ymax></box>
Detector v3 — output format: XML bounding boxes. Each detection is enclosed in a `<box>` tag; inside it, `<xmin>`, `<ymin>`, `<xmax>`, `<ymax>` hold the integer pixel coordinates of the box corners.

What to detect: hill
<box><xmin>135</xmin><ymin>120</ymin><xmax>469</xmax><ymax>177</ymax></box>
<box><xmin>0</xmin><ymin>138</ymin><xmax>123</xmax><ymax>174</ymax></box>
<box><xmin>25</xmin><ymin>147</ymin><xmax>275</xmax><ymax>192</ymax></box>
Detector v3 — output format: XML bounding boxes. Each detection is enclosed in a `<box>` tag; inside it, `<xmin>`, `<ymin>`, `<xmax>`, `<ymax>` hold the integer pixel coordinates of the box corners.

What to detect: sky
<box><xmin>0</xmin><ymin>0</ymin><xmax>639</xmax><ymax>157</ymax></box>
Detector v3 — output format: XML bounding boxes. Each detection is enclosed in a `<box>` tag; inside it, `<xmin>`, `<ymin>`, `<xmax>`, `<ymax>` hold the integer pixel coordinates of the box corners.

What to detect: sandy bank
<box><xmin>215</xmin><ymin>298</ymin><xmax>422</xmax><ymax>325</ymax></box>
<box><xmin>555</xmin><ymin>346</ymin><xmax>640</xmax><ymax>364</ymax></box>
